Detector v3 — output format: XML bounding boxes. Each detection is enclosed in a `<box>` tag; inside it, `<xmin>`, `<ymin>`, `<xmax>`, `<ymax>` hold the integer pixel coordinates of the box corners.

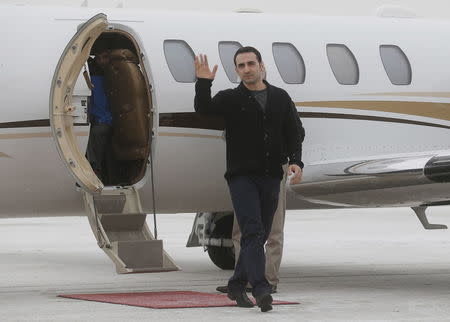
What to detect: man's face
<box><xmin>235</xmin><ymin>52</ymin><xmax>264</xmax><ymax>85</ymax></box>
<box><xmin>94</xmin><ymin>50</ymin><xmax>110</xmax><ymax>68</ymax></box>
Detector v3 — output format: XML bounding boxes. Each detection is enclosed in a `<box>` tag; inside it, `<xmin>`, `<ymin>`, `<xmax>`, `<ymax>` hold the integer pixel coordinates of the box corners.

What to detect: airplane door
<box><xmin>49</xmin><ymin>14</ymin><xmax>108</xmax><ymax>193</ymax></box>
<box><xmin>48</xmin><ymin>14</ymin><xmax>178</xmax><ymax>273</ymax></box>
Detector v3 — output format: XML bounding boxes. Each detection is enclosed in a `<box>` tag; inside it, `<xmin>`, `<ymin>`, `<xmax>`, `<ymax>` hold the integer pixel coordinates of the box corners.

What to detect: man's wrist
<box><xmin>289</xmin><ymin>160</ymin><xmax>304</xmax><ymax>169</ymax></box>
<box><xmin>196</xmin><ymin>78</ymin><xmax>213</xmax><ymax>83</ymax></box>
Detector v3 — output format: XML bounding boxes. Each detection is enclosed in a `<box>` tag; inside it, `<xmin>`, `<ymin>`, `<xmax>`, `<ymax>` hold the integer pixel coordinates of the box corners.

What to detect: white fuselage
<box><xmin>1</xmin><ymin>5</ymin><xmax>450</xmax><ymax>217</ymax></box>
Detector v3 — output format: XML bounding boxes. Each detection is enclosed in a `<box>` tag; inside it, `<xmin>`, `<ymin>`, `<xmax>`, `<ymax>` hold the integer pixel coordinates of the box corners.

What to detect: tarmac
<box><xmin>2</xmin><ymin>206</ymin><xmax>450</xmax><ymax>321</ymax></box>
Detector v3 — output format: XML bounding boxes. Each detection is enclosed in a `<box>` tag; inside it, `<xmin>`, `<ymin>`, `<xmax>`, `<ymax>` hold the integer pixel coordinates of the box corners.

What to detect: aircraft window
<box><xmin>380</xmin><ymin>45</ymin><xmax>412</xmax><ymax>85</ymax></box>
<box><xmin>272</xmin><ymin>42</ymin><xmax>306</xmax><ymax>84</ymax></box>
<box><xmin>218</xmin><ymin>41</ymin><xmax>242</xmax><ymax>83</ymax></box>
<box><xmin>326</xmin><ymin>44</ymin><xmax>359</xmax><ymax>85</ymax></box>
<box><xmin>163</xmin><ymin>40</ymin><xmax>196</xmax><ymax>83</ymax></box>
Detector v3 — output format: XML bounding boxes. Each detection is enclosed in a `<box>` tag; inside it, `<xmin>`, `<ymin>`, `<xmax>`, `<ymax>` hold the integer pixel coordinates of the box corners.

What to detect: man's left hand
<box><xmin>288</xmin><ymin>164</ymin><xmax>303</xmax><ymax>185</ymax></box>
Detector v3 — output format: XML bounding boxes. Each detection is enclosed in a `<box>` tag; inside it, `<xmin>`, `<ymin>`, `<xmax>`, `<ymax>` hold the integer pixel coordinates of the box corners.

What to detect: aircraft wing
<box><xmin>289</xmin><ymin>151</ymin><xmax>450</xmax><ymax>208</ymax></box>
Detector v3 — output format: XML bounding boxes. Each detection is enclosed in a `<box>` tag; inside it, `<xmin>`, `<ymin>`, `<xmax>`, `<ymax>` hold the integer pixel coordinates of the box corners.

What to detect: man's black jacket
<box><xmin>194</xmin><ymin>78</ymin><xmax>305</xmax><ymax>181</ymax></box>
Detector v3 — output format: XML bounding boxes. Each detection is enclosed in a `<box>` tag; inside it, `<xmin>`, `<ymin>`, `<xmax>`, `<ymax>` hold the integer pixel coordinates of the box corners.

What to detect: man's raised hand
<box><xmin>195</xmin><ymin>54</ymin><xmax>218</xmax><ymax>80</ymax></box>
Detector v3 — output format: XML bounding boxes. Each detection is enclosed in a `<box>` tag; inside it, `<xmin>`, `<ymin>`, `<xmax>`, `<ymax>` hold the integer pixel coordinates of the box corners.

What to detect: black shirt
<box><xmin>251</xmin><ymin>88</ymin><xmax>268</xmax><ymax>112</ymax></box>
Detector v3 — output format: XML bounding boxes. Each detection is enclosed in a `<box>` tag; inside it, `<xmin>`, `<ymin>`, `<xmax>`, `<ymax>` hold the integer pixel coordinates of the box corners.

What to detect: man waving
<box><xmin>194</xmin><ymin>47</ymin><xmax>304</xmax><ymax>312</ymax></box>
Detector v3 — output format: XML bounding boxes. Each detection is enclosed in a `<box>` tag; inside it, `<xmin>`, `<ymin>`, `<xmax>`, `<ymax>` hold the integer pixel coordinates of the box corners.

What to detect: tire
<box><xmin>207</xmin><ymin>245</ymin><xmax>235</xmax><ymax>270</ymax></box>
<box><xmin>207</xmin><ymin>213</ymin><xmax>235</xmax><ymax>270</ymax></box>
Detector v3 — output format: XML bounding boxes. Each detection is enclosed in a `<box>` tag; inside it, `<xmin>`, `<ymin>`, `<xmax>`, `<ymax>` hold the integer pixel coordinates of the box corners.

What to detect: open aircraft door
<box><xmin>49</xmin><ymin>13</ymin><xmax>107</xmax><ymax>193</ymax></box>
<box><xmin>49</xmin><ymin>14</ymin><xmax>178</xmax><ymax>274</ymax></box>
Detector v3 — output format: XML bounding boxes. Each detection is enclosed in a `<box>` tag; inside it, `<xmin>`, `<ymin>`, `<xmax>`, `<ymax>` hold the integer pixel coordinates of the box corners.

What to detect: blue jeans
<box><xmin>227</xmin><ymin>175</ymin><xmax>281</xmax><ymax>297</ymax></box>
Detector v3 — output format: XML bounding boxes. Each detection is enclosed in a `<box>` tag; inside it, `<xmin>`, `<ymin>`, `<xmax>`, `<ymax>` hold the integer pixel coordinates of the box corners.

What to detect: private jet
<box><xmin>1</xmin><ymin>3</ymin><xmax>449</xmax><ymax>272</ymax></box>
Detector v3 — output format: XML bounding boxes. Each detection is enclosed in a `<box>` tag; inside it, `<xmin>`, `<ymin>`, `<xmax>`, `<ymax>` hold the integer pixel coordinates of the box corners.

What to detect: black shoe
<box><xmin>227</xmin><ymin>289</ymin><xmax>255</xmax><ymax>308</ymax></box>
<box><xmin>216</xmin><ymin>285</ymin><xmax>228</xmax><ymax>293</ymax></box>
<box><xmin>269</xmin><ymin>284</ymin><xmax>277</xmax><ymax>294</ymax></box>
<box><xmin>255</xmin><ymin>293</ymin><xmax>273</xmax><ymax>312</ymax></box>
<box><xmin>218</xmin><ymin>285</ymin><xmax>254</xmax><ymax>294</ymax></box>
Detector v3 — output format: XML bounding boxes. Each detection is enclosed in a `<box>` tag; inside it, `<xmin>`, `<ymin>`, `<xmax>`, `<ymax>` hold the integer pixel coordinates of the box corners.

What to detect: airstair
<box><xmin>83</xmin><ymin>187</ymin><xmax>179</xmax><ymax>273</ymax></box>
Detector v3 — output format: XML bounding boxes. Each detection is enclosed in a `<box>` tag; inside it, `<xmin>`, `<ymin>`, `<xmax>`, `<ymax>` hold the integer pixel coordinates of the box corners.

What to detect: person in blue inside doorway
<box><xmin>194</xmin><ymin>46</ymin><xmax>304</xmax><ymax>312</ymax></box>
<box><xmin>85</xmin><ymin>40</ymin><xmax>113</xmax><ymax>183</ymax></box>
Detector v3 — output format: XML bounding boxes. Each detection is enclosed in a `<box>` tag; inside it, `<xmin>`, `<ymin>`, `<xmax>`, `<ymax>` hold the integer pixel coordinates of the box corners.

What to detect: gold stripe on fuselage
<box><xmin>296</xmin><ymin>101</ymin><xmax>450</xmax><ymax>121</ymax></box>
<box><xmin>158</xmin><ymin>132</ymin><xmax>222</xmax><ymax>139</ymax></box>
<box><xmin>357</xmin><ymin>92</ymin><xmax>450</xmax><ymax>98</ymax></box>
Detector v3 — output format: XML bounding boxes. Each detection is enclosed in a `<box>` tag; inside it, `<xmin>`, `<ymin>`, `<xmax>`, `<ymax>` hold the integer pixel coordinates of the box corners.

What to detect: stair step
<box><xmin>93</xmin><ymin>194</ymin><xmax>126</xmax><ymax>213</ymax></box>
<box><xmin>100</xmin><ymin>213</ymin><xmax>146</xmax><ymax>231</ymax></box>
<box><xmin>113</xmin><ymin>240</ymin><xmax>163</xmax><ymax>269</ymax></box>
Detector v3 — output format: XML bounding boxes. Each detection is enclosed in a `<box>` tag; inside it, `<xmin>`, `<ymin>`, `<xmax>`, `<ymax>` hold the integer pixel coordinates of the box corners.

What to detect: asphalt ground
<box><xmin>2</xmin><ymin>206</ymin><xmax>450</xmax><ymax>321</ymax></box>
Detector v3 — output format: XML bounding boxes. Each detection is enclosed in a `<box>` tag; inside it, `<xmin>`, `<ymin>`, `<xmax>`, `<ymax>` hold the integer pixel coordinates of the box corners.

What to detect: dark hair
<box><xmin>233</xmin><ymin>46</ymin><xmax>262</xmax><ymax>66</ymax></box>
<box><xmin>92</xmin><ymin>38</ymin><xmax>110</xmax><ymax>55</ymax></box>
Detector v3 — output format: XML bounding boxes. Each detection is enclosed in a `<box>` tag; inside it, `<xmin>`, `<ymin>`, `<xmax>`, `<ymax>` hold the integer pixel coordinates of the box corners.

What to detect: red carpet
<box><xmin>59</xmin><ymin>291</ymin><xmax>299</xmax><ymax>309</ymax></box>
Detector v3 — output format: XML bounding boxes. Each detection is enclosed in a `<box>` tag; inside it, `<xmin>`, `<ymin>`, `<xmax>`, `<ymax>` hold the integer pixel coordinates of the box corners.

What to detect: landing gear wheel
<box><xmin>207</xmin><ymin>214</ymin><xmax>235</xmax><ymax>270</ymax></box>
<box><xmin>207</xmin><ymin>245</ymin><xmax>235</xmax><ymax>270</ymax></box>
